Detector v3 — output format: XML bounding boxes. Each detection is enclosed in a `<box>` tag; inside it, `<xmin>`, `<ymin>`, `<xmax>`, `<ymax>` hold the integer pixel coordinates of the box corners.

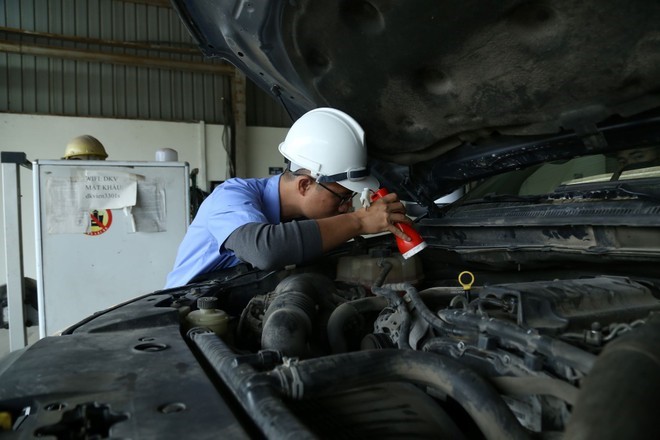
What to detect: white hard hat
<box><xmin>278</xmin><ymin>108</ymin><xmax>379</xmax><ymax>193</ymax></box>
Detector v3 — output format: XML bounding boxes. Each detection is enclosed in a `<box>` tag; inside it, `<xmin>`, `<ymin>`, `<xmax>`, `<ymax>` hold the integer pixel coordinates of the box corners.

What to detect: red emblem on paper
<box><xmin>85</xmin><ymin>209</ymin><xmax>113</xmax><ymax>236</ymax></box>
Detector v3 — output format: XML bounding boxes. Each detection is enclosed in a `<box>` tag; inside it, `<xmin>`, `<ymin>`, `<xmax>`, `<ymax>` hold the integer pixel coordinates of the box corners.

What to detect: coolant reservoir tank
<box><xmin>336</xmin><ymin>250</ymin><xmax>424</xmax><ymax>287</ymax></box>
<box><xmin>186</xmin><ymin>297</ymin><xmax>229</xmax><ymax>336</ymax></box>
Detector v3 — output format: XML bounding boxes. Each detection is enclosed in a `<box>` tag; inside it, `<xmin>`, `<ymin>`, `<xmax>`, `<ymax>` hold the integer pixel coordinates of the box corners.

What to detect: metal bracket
<box><xmin>559</xmin><ymin>106</ymin><xmax>610</xmax><ymax>151</ymax></box>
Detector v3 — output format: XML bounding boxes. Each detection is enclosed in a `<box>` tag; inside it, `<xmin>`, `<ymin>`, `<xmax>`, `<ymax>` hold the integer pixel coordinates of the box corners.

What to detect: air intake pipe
<box><xmin>261</xmin><ymin>273</ymin><xmax>337</xmax><ymax>357</ymax></box>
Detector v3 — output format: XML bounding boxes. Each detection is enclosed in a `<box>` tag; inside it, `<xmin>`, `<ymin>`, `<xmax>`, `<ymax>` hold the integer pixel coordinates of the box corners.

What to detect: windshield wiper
<box><xmin>616</xmin><ymin>184</ymin><xmax>660</xmax><ymax>202</ymax></box>
<box><xmin>554</xmin><ymin>183</ymin><xmax>660</xmax><ymax>202</ymax></box>
<box><xmin>467</xmin><ymin>193</ymin><xmax>546</xmax><ymax>203</ymax></box>
<box><xmin>467</xmin><ymin>185</ymin><xmax>660</xmax><ymax>204</ymax></box>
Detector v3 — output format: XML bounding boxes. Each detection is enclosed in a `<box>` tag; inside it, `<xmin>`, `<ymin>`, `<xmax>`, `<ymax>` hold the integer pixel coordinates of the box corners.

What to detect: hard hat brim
<box><xmin>337</xmin><ymin>175</ymin><xmax>380</xmax><ymax>193</ymax></box>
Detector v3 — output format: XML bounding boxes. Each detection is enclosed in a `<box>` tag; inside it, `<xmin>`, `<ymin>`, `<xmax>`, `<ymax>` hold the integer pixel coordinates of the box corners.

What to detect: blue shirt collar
<box><xmin>263</xmin><ymin>174</ymin><xmax>282</xmax><ymax>223</ymax></box>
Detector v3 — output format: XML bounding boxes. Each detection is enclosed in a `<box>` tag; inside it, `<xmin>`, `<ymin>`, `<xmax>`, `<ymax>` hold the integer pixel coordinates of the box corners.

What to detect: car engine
<box><xmin>170</xmin><ymin>243</ymin><xmax>660</xmax><ymax>439</ymax></box>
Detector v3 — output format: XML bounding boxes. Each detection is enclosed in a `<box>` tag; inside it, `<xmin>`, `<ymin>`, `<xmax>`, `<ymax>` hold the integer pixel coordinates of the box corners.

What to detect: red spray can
<box><xmin>370</xmin><ymin>188</ymin><xmax>427</xmax><ymax>259</ymax></box>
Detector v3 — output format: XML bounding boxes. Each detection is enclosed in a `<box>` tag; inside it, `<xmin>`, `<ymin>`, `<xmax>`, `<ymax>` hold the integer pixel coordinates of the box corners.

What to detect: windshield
<box><xmin>463</xmin><ymin>146</ymin><xmax>660</xmax><ymax>200</ymax></box>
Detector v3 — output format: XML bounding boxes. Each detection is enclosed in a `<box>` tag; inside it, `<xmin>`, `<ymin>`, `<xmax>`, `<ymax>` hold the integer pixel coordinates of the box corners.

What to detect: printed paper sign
<box><xmin>78</xmin><ymin>170</ymin><xmax>138</xmax><ymax>209</ymax></box>
<box><xmin>45</xmin><ymin>168</ymin><xmax>140</xmax><ymax>233</ymax></box>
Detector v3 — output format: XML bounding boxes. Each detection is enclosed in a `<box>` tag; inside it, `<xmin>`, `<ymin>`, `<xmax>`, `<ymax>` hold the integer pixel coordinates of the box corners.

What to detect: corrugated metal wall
<box><xmin>0</xmin><ymin>0</ymin><xmax>290</xmax><ymax>127</ymax></box>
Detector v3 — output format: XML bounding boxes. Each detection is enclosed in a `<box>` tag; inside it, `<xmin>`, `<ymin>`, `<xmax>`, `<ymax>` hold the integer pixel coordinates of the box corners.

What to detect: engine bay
<box><xmin>3</xmin><ymin>238</ymin><xmax>659</xmax><ymax>438</ymax></box>
<box><xmin>164</xmin><ymin>244</ymin><xmax>660</xmax><ymax>439</ymax></box>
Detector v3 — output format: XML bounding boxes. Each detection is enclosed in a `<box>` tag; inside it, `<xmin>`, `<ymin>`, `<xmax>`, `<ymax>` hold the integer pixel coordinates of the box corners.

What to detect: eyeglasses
<box><xmin>292</xmin><ymin>172</ymin><xmax>356</xmax><ymax>205</ymax></box>
<box><xmin>317</xmin><ymin>181</ymin><xmax>356</xmax><ymax>206</ymax></box>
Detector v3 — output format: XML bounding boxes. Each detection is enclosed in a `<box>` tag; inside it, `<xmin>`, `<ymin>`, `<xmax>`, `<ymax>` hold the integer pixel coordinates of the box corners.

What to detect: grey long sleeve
<box><xmin>224</xmin><ymin>220</ymin><xmax>323</xmax><ymax>270</ymax></box>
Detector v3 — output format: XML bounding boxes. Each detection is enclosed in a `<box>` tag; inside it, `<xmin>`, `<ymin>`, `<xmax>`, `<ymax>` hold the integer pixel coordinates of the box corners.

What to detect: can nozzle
<box><xmin>370</xmin><ymin>188</ymin><xmax>427</xmax><ymax>259</ymax></box>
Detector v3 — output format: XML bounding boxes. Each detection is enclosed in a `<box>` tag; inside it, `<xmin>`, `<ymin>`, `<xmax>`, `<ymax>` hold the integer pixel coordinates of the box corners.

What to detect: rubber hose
<box><xmin>267</xmin><ymin>349</ymin><xmax>530</xmax><ymax>440</ymax></box>
<box><xmin>261</xmin><ymin>291</ymin><xmax>315</xmax><ymax>357</ymax></box>
<box><xmin>188</xmin><ymin>328</ymin><xmax>314</xmax><ymax>440</ymax></box>
<box><xmin>261</xmin><ymin>273</ymin><xmax>337</xmax><ymax>357</ymax></box>
<box><xmin>326</xmin><ymin>296</ymin><xmax>388</xmax><ymax>353</ymax></box>
<box><xmin>490</xmin><ymin>376</ymin><xmax>579</xmax><ymax>406</ymax></box>
<box><xmin>407</xmin><ymin>284</ymin><xmax>596</xmax><ymax>374</ymax></box>
<box><xmin>437</xmin><ymin>309</ymin><xmax>596</xmax><ymax>374</ymax></box>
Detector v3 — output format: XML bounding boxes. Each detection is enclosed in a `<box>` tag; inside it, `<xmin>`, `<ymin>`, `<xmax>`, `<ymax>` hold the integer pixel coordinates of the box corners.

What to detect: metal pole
<box><xmin>231</xmin><ymin>70</ymin><xmax>247</xmax><ymax>177</ymax></box>
<box><xmin>0</xmin><ymin>40</ymin><xmax>234</xmax><ymax>75</ymax></box>
<box><xmin>0</xmin><ymin>25</ymin><xmax>200</xmax><ymax>55</ymax></box>
<box><xmin>1</xmin><ymin>152</ymin><xmax>31</xmax><ymax>351</ymax></box>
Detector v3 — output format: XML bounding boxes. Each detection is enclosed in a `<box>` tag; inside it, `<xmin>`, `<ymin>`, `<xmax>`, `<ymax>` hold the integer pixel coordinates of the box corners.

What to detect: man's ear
<box><xmin>296</xmin><ymin>175</ymin><xmax>314</xmax><ymax>195</ymax></box>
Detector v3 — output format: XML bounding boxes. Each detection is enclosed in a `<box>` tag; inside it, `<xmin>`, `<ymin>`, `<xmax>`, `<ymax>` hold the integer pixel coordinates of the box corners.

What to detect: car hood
<box><xmin>172</xmin><ymin>0</ymin><xmax>660</xmax><ymax>201</ymax></box>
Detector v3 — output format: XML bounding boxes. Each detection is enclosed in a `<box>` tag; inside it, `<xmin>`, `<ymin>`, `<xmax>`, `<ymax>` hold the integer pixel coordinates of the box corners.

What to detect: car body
<box><xmin>2</xmin><ymin>1</ymin><xmax>660</xmax><ymax>438</ymax></box>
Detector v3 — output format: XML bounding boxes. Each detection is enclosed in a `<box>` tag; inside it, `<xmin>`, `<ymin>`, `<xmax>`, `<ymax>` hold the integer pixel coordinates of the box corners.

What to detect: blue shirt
<box><xmin>165</xmin><ymin>175</ymin><xmax>282</xmax><ymax>288</ymax></box>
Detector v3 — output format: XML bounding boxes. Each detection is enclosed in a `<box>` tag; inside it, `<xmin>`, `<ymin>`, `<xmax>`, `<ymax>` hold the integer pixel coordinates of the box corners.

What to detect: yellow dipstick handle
<box><xmin>0</xmin><ymin>412</ymin><xmax>12</xmax><ymax>430</ymax></box>
<box><xmin>458</xmin><ymin>271</ymin><xmax>475</xmax><ymax>290</ymax></box>
<box><xmin>458</xmin><ymin>271</ymin><xmax>475</xmax><ymax>301</ymax></box>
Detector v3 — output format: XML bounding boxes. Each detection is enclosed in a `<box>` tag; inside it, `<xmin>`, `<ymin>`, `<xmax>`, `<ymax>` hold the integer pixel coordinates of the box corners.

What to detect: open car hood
<box><xmin>4</xmin><ymin>4</ymin><xmax>660</xmax><ymax>439</ymax></box>
<box><xmin>172</xmin><ymin>0</ymin><xmax>660</xmax><ymax>201</ymax></box>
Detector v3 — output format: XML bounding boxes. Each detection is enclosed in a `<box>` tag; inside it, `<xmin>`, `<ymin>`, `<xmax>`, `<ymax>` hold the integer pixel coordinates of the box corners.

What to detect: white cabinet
<box><xmin>33</xmin><ymin>160</ymin><xmax>189</xmax><ymax>336</ymax></box>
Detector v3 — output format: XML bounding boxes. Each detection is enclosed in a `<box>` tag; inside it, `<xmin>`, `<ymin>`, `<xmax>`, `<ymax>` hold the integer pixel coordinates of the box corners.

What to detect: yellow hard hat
<box><xmin>63</xmin><ymin>135</ymin><xmax>108</xmax><ymax>160</ymax></box>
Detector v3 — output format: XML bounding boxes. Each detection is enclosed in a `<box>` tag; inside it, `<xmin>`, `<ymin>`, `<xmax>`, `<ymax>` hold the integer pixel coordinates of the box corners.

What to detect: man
<box><xmin>165</xmin><ymin>108</ymin><xmax>412</xmax><ymax>288</ymax></box>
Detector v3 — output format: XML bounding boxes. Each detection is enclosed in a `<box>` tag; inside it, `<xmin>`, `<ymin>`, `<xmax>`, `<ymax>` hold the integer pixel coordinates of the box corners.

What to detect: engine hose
<box><xmin>261</xmin><ymin>273</ymin><xmax>338</xmax><ymax>357</ymax></box>
<box><xmin>273</xmin><ymin>273</ymin><xmax>338</xmax><ymax>309</ymax></box>
<box><xmin>490</xmin><ymin>376</ymin><xmax>579</xmax><ymax>406</ymax></box>
<box><xmin>437</xmin><ymin>309</ymin><xmax>596</xmax><ymax>374</ymax></box>
<box><xmin>404</xmin><ymin>282</ymin><xmax>477</xmax><ymax>338</ymax></box>
<box><xmin>262</xmin><ymin>291</ymin><xmax>315</xmax><ymax>357</ymax></box>
<box><xmin>326</xmin><ymin>296</ymin><xmax>388</xmax><ymax>353</ymax></box>
<box><xmin>565</xmin><ymin>312</ymin><xmax>660</xmax><ymax>439</ymax></box>
<box><xmin>407</xmin><ymin>283</ymin><xmax>596</xmax><ymax>374</ymax></box>
<box><xmin>425</xmin><ymin>336</ymin><xmax>582</xmax><ymax>407</ymax></box>
<box><xmin>266</xmin><ymin>349</ymin><xmax>530</xmax><ymax>440</ymax></box>
<box><xmin>187</xmin><ymin>328</ymin><xmax>313</xmax><ymax>440</ymax></box>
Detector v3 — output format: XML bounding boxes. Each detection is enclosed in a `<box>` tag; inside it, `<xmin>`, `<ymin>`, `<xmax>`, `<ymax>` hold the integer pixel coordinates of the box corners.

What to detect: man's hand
<box><xmin>316</xmin><ymin>191</ymin><xmax>414</xmax><ymax>251</ymax></box>
<box><xmin>354</xmin><ymin>192</ymin><xmax>413</xmax><ymax>242</ymax></box>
